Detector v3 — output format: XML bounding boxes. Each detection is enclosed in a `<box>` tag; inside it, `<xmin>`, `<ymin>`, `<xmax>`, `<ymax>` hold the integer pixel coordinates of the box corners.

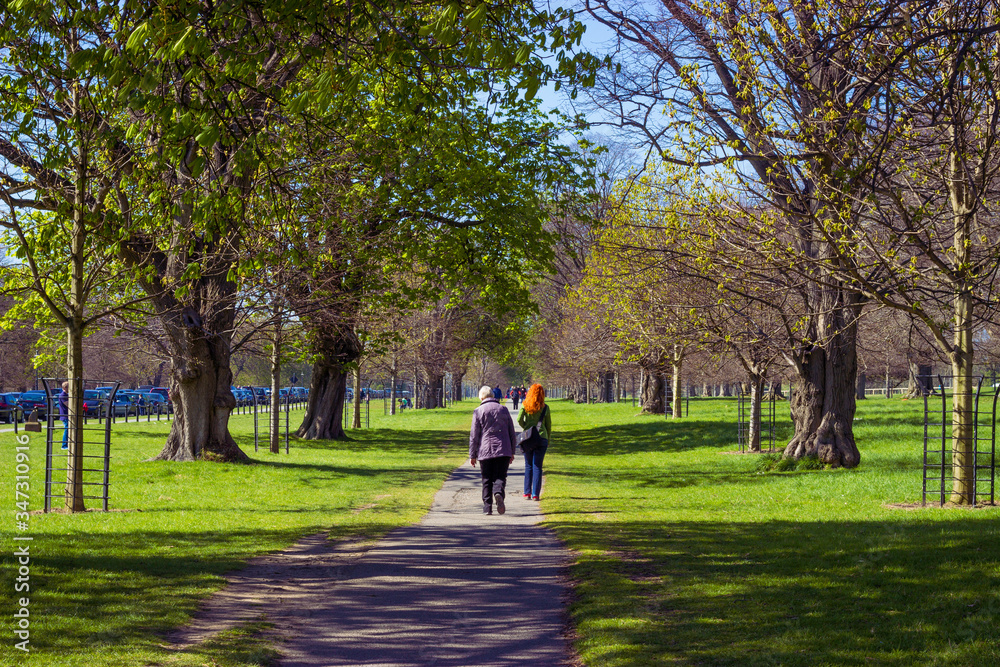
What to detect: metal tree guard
<box><xmin>663</xmin><ymin>374</ymin><xmax>673</xmax><ymax>418</ymax></box>
<box><xmin>923</xmin><ymin>375</ymin><xmax>996</xmax><ymax>507</ymax></box>
<box><xmin>41</xmin><ymin>379</ymin><xmax>119</xmax><ymax>512</ymax></box>
<box><xmin>736</xmin><ymin>382</ymin><xmax>776</xmax><ymax>453</ymax></box>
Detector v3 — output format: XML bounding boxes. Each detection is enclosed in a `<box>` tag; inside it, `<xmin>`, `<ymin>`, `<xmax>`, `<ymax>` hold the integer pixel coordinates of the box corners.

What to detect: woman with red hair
<box><xmin>517</xmin><ymin>383</ymin><xmax>552</xmax><ymax>500</ymax></box>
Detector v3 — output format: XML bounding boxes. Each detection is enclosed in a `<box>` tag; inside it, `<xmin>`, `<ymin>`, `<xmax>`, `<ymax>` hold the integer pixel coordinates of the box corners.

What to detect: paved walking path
<box><xmin>170</xmin><ymin>404</ymin><xmax>576</xmax><ymax>666</ymax></box>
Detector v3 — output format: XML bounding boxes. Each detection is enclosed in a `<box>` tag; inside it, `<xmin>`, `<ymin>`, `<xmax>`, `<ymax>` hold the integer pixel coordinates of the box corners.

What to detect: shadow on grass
<box><xmin>231</xmin><ymin>428</ymin><xmax>462</xmax><ymax>458</ymax></box>
<box><xmin>18</xmin><ymin>528</ymin><xmax>309</xmax><ymax>655</ymax></box>
<box><xmin>558</xmin><ymin>418</ymin><xmax>738</xmax><ymax>457</ymax></box>
<box><xmin>552</xmin><ymin>516</ymin><xmax>1000</xmax><ymax>666</ymax></box>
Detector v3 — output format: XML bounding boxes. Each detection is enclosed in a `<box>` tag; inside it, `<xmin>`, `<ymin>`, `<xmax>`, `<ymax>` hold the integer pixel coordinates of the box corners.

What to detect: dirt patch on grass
<box><xmin>885</xmin><ymin>501</ymin><xmax>999</xmax><ymax>510</ymax></box>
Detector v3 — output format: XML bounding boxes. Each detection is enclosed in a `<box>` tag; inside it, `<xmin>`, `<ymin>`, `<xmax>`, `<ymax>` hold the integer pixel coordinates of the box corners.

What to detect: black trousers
<box><xmin>480</xmin><ymin>456</ymin><xmax>510</xmax><ymax>505</ymax></box>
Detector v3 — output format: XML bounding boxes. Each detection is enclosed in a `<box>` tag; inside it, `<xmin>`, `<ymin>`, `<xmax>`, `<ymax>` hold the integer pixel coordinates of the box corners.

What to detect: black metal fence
<box><xmin>736</xmin><ymin>383</ymin><xmax>777</xmax><ymax>453</ymax></box>
<box><xmin>922</xmin><ymin>375</ymin><xmax>996</xmax><ymax>507</ymax></box>
<box><xmin>40</xmin><ymin>379</ymin><xmax>120</xmax><ymax>512</ymax></box>
<box><xmin>240</xmin><ymin>389</ymin><xmax>308</xmax><ymax>453</ymax></box>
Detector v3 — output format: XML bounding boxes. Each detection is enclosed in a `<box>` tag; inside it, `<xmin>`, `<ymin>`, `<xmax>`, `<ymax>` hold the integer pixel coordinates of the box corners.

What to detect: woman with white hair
<box><xmin>469</xmin><ymin>385</ymin><xmax>517</xmax><ymax>515</ymax></box>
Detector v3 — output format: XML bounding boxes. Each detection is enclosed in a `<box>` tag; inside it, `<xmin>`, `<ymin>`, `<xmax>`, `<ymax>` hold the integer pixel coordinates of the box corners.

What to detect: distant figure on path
<box><xmin>469</xmin><ymin>385</ymin><xmax>516</xmax><ymax>515</ymax></box>
<box><xmin>511</xmin><ymin>385</ymin><xmax>521</xmax><ymax>410</ymax></box>
<box><xmin>492</xmin><ymin>385</ymin><xmax>503</xmax><ymax>400</ymax></box>
<box><xmin>518</xmin><ymin>384</ymin><xmax>552</xmax><ymax>501</ymax></box>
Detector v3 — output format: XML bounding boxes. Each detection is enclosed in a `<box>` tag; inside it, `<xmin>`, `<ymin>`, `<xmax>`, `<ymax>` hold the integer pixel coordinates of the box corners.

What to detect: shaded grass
<box><xmin>543</xmin><ymin>398</ymin><xmax>1000</xmax><ymax>666</ymax></box>
<box><xmin>0</xmin><ymin>401</ymin><xmax>476</xmax><ymax>666</ymax></box>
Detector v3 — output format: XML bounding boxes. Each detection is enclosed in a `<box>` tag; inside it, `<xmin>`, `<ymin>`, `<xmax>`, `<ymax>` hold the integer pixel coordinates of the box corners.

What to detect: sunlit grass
<box><xmin>542</xmin><ymin>397</ymin><xmax>1000</xmax><ymax>666</ymax></box>
<box><xmin>0</xmin><ymin>401</ymin><xmax>476</xmax><ymax>666</ymax></box>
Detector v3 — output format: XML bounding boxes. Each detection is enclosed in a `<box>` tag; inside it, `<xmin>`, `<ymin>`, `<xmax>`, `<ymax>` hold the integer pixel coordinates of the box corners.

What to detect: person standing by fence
<box><xmin>517</xmin><ymin>384</ymin><xmax>551</xmax><ymax>501</ymax></box>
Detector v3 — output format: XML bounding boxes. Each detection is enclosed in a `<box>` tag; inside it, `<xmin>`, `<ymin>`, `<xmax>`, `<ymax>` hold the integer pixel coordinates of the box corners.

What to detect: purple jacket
<box><xmin>58</xmin><ymin>390</ymin><xmax>69</xmax><ymax>421</ymax></box>
<box><xmin>469</xmin><ymin>398</ymin><xmax>516</xmax><ymax>460</ymax></box>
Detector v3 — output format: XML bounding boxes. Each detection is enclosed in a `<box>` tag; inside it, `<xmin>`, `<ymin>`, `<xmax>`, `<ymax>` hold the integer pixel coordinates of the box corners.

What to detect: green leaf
<box><xmin>464</xmin><ymin>4</ymin><xmax>487</xmax><ymax>31</ymax></box>
<box><xmin>195</xmin><ymin>127</ymin><xmax>219</xmax><ymax>147</ymax></box>
<box><xmin>515</xmin><ymin>44</ymin><xmax>532</xmax><ymax>64</ymax></box>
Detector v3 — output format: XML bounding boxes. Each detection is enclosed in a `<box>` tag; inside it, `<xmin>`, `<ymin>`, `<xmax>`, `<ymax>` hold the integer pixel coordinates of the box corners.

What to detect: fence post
<box><xmin>252</xmin><ymin>389</ymin><xmax>259</xmax><ymax>453</ymax></box>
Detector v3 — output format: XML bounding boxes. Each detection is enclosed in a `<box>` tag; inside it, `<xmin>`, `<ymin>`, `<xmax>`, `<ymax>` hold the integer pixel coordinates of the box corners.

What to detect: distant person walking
<box><xmin>517</xmin><ymin>384</ymin><xmax>551</xmax><ymax>501</ymax></box>
<box><xmin>469</xmin><ymin>385</ymin><xmax>516</xmax><ymax>515</ymax></box>
<box><xmin>492</xmin><ymin>385</ymin><xmax>503</xmax><ymax>400</ymax></box>
<box><xmin>511</xmin><ymin>386</ymin><xmax>521</xmax><ymax>411</ymax></box>
<box><xmin>58</xmin><ymin>380</ymin><xmax>69</xmax><ymax>450</ymax></box>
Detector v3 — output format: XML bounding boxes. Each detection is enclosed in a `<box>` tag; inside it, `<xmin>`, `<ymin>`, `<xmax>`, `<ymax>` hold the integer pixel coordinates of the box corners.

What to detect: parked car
<box><xmin>140</xmin><ymin>392</ymin><xmax>167</xmax><ymax>412</ymax></box>
<box><xmin>109</xmin><ymin>394</ymin><xmax>133</xmax><ymax>417</ymax></box>
<box><xmin>116</xmin><ymin>391</ymin><xmax>146</xmax><ymax>414</ymax></box>
<box><xmin>0</xmin><ymin>393</ymin><xmax>22</xmax><ymax>423</ymax></box>
<box><xmin>148</xmin><ymin>387</ymin><xmax>172</xmax><ymax>412</ymax></box>
<box><xmin>17</xmin><ymin>391</ymin><xmax>49</xmax><ymax>419</ymax></box>
<box><xmin>83</xmin><ymin>389</ymin><xmax>106</xmax><ymax>417</ymax></box>
<box><xmin>230</xmin><ymin>387</ymin><xmax>253</xmax><ymax>406</ymax></box>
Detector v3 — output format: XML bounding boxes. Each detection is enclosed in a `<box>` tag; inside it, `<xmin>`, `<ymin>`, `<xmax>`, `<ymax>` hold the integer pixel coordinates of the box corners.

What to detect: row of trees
<box><xmin>0</xmin><ymin>1</ymin><xmax>601</xmax><ymax>509</ymax></box>
<box><xmin>546</xmin><ymin>0</ymin><xmax>1000</xmax><ymax>504</ymax></box>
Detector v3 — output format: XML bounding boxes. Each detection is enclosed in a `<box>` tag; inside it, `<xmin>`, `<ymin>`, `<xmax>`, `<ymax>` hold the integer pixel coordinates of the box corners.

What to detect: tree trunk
<box><xmin>423</xmin><ymin>373</ymin><xmax>444</xmax><ymax>409</ymax></box>
<box><xmin>722</xmin><ymin>382</ymin><xmax>732</xmax><ymax>397</ymax></box>
<box><xmin>947</xmin><ymin>94</ymin><xmax>976</xmax><ymax>505</ymax></box>
<box><xmin>670</xmin><ymin>350</ymin><xmax>683</xmax><ymax>419</ymax></box>
<box><xmin>297</xmin><ymin>361</ymin><xmax>349</xmax><ymax>439</ymax></box>
<box><xmin>950</xmin><ymin>304</ymin><xmax>975</xmax><ymax>504</ymax></box>
<box><xmin>605</xmin><ymin>371</ymin><xmax>613</xmax><ymax>403</ymax></box>
<box><xmin>65</xmin><ymin>333</ymin><xmax>85</xmax><ymax>511</ymax></box>
<box><xmin>154</xmin><ymin>302</ymin><xmax>247</xmax><ymax>462</ymax></box>
<box><xmin>65</xmin><ymin>132</ymin><xmax>87</xmax><ymax>509</ymax></box>
<box><xmin>389</xmin><ymin>359</ymin><xmax>397</xmax><ymax>415</ymax></box>
<box><xmin>152</xmin><ymin>361</ymin><xmax>166</xmax><ymax>388</ymax></box>
<box><xmin>269</xmin><ymin>340</ymin><xmax>281</xmax><ymax>453</ymax></box>
<box><xmin>414</xmin><ymin>368</ymin><xmax>421</xmax><ymax>409</ymax></box>
<box><xmin>783</xmin><ymin>296</ymin><xmax>861</xmax><ymax>468</ymax></box>
<box><xmin>764</xmin><ymin>380</ymin><xmax>784</xmax><ymax>400</ymax></box>
<box><xmin>352</xmin><ymin>366</ymin><xmax>362</xmax><ymax>428</ymax></box>
<box><xmin>856</xmin><ymin>372</ymin><xmax>866</xmax><ymax>400</ymax></box>
<box><xmin>905</xmin><ymin>362</ymin><xmax>933</xmax><ymax>398</ymax></box>
<box><xmin>639</xmin><ymin>361</ymin><xmax>666</xmax><ymax>413</ymax></box>
<box><xmin>451</xmin><ymin>372</ymin><xmax>464</xmax><ymax>403</ymax></box>
<box><xmin>297</xmin><ymin>331</ymin><xmax>360</xmax><ymax>440</ymax></box>
<box><xmin>747</xmin><ymin>371</ymin><xmax>765</xmax><ymax>453</ymax></box>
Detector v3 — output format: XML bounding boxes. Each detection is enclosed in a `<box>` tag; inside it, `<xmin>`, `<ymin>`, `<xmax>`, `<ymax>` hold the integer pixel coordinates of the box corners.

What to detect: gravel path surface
<box><xmin>169</xmin><ymin>404</ymin><xmax>576</xmax><ymax>666</ymax></box>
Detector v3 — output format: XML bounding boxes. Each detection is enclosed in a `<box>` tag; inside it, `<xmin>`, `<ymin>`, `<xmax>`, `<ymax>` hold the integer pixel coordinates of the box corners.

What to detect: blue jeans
<box><xmin>61</xmin><ymin>418</ymin><xmax>69</xmax><ymax>449</ymax></box>
<box><xmin>522</xmin><ymin>442</ymin><xmax>548</xmax><ymax>497</ymax></box>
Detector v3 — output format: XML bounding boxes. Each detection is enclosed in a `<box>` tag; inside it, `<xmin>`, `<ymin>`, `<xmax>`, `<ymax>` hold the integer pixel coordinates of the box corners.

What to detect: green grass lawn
<box><xmin>542</xmin><ymin>397</ymin><xmax>1000</xmax><ymax>666</ymax></box>
<box><xmin>0</xmin><ymin>402</ymin><xmax>473</xmax><ymax>666</ymax></box>
<box><xmin>5</xmin><ymin>396</ymin><xmax>999</xmax><ymax>666</ymax></box>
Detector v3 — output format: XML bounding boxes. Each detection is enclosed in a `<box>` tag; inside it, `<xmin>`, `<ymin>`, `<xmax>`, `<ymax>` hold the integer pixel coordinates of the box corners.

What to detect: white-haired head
<box><xmin>479</xmin><ymin>385</ymin><xmax>493</xmax><ymax>401</ymax></box>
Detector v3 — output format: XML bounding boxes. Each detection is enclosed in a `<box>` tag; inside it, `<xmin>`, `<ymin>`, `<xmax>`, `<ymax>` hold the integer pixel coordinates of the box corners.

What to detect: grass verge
<box><xmin>0</xmin><ymin>402</ymin><xmax>474</xmax><ymax>666</ymax></box>
<box><xmin>542</xmin><ymin>397</ymin><xmax>1000</xmax><ymax>667</ymax></box>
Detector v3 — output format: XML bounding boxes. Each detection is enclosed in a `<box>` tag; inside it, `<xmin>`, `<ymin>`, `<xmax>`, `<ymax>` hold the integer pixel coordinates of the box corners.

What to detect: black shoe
<box><xmin>494</xmin><ymin>493</ymin><xmax>505</xmax><ymax>515</ymax></box>
<box><xmin>483</xmin><ymin>504</ymin><xmax>492</xmax><ymax>515</ymax></box>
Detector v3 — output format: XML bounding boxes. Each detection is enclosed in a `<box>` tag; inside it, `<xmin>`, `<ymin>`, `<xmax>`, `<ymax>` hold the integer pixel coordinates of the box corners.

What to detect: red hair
<box><xmin>522</xmin><ymin>384</ymin><xmax>545</xmax><ymax>414</ymax></box>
